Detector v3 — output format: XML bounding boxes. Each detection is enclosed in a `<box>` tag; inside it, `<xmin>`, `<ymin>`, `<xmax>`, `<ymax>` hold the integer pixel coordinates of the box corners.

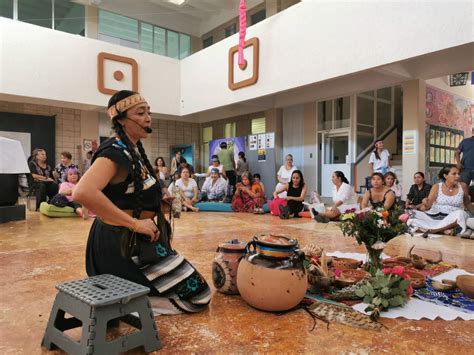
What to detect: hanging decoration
<box><xmin>238</xmin><ymin>0</ymin><xmax>247</xmax><ymax>69</ymax></box>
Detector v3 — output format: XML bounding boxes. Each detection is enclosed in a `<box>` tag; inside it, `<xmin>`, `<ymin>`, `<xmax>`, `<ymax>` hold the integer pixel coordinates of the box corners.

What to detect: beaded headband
<box><xmin>107</xmin><ymin>94</ymin><xmax>147</xmax><ymax>119</ymax></box>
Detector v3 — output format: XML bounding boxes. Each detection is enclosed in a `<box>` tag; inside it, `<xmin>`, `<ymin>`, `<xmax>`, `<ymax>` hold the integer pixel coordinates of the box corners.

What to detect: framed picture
<box><xmin>435</xmin><ymin>147</ymin><xmax>440</xmax><ymax>163</ymax></box>
<box><xmin>430</xmin><ymin>147</ymin><xmax>435</xmax><ymax>162</ymax></box>
<box><xmin>429</xmin><ymin>129</ymin><xmax>435</xmax><ymax>145</ymax></box>
<box><xmin>446</xmin><ymin>132</ymin><xmax>451</xmax><ymax>147</ymax></box>
<box><xmin>440</xmin><ymin>131</ymin><xmax>445</xmax><ymax>147</ymax></box>
<box><xmin>435</xmin><ymin>130</ymin><xmax>441</xmax><ymax>145</ymax></box>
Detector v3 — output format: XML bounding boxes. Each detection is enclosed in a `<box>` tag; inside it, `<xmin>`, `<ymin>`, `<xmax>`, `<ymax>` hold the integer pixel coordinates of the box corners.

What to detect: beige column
<box><xmin>85</xmin><ymin>5</ymin><xmax>99</xmax><ymax>39</ymax></box>
<box><xmin>401</xmin><ymin>79</ymin><xmax>426</xmax><ymax>197</ymax></box>
<box><xmin>265</xmin><ymin>108</ymin><xmax>283</xmax><ymax>172</ymax></box>
<box><xmin>266</xmin><ymin>0</ymin><xmax>279</xmax><ymax>16</ymax></box>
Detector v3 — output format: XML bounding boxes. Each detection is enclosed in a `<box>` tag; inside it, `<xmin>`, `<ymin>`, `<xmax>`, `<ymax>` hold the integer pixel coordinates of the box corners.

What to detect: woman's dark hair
<box><xmin>253</xmin><ymin>173</ymin><xmax>261</xmax><ymax>180</ymax></box>
<box><xmin>414</xmin><ymin>171</ymin><xmax>425</xmax><ymax>179</ymax></box>
<box><xmin>211</xmin><ymin>155</ymin><xmax>220</xmax><ymax>164</ymax></box>
<box><xmin>180</xmin><ymin>157</ymin><xmax>187</xmax><ymax>164</ymax></box>
<box><xmin>371</xmin><ymin>172</ymin><xmax>385</xmax><ymax>182</ymax></box>
<box><xmin>333</xmin><ymin>171</ymin><xmax>349</xmax><ymax>184</ymax></box>
<box><xmin>154</xmin><ymin>156</ymin><xmax>166</xmax><ymax>167</ymax></box>
<box><xmin>108</xmin><ymin>90</ymin><xmax>172</xmax><ymax>250</ymax></box>
<box><xmin>289</xmin><ymin>170</ymin><xmax>304</xmax><ymax>187</ymax></box>
<box><xmin>238</xmin><ymin>151</ymin><xmax>246</xmax><ymax>163</ymax></box>
<box><xmin>61</xmin><ymin>151</ymin><xmax>72</xmax><ymax>160</ymax></box>
<box><xmin>373</xmin><ymin>140</ymin><xmax>382</xmax><ymax>160</ymax></box>
<box><xmin>384</xmin><ymin>171</ymin><xmax>397</xmax><ymax>183</ymax></box>
<box><xmin>438</xmin><ymin>166</ymin><xmax>459</xmax><ymax>182</ymax></box>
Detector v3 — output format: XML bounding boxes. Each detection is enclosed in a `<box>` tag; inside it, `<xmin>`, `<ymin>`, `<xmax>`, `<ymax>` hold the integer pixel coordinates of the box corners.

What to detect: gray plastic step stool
<box><xmin>41</xmin><ymin>274</ymin><xmax>161</xmax><ymax>354</ymax></box>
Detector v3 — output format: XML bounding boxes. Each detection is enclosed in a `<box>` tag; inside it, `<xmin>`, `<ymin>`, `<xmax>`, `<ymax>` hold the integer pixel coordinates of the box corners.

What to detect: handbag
<box><xmin>50</xmin><ymin>194</ymin><xmax>69</xmax><ymax>208</ymax></box>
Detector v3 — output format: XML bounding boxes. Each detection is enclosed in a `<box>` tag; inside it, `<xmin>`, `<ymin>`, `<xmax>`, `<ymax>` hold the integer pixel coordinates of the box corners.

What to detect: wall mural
<box><xmin>425</xmin><ymin>85</ymin><xmax>473</xmax><ymax>182</ymax></box>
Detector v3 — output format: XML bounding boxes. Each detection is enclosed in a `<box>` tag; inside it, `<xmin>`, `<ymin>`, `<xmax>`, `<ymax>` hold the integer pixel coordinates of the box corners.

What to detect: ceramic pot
<box><xmin>212</xmin><ymin>240</ymin><xmax>247</xmax><ymax>295</ymax></box>
<box><xmin>456</xmin><ymin>275</ymin><xmax>474</xmax><ymax>298</ymax></box>
<box><xmin>237</xmin><ymin>236</ymin><xmax>307</xmax><ymax>312</ymax></box>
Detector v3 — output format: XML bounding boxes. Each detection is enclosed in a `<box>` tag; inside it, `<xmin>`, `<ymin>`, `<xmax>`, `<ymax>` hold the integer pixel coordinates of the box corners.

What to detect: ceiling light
<box><xmin>166</xmin><ymin>0</ymin><xmax>186</xmax><ymax>6</ymax></box>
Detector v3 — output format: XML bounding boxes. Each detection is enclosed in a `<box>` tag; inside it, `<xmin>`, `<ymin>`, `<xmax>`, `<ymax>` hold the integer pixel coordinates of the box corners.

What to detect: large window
<box><xmin>202</xmin><ymin>127</ymin><xmax>213</xmax><ymax>167</ymax></box>
<box><xmin>224</xmin><ymin>122</ymin><xmax>236</xmax><ymax>138</ymax></box>
<box><xmin>251</xmin><ymin>117</ymin><xmax>266</xmax><ymax>134</ymax></box>
<box><xmin>356</xmin><ymin>87</ymin><xmax>394</xmax><ymax>157</ymax></box>
<box><xmin>225</xmin><ymin>23</ymin><xmax>236</xmax><ymax>37</ymax></box>
<box><xmin>318</xmin><ymin>96</ymin><xmax>350</xmax><ymax>131</ymax></box>
<box><xmin>0</xmin><ymin>0</ymin><xmax>14</xmax><ymax>18</ymax></box>
<box><xmin>98</xmin><ymin>9</ymin><xmax>191</xmax><ymax>59</ymax></box>
<box><xmin>13</xmin><ymin>0</ymin><xmax>85</xmax><ymax>35</ymax></box>
<box><xmin>251</xmin><ymin>9</ymin><xmax>266</xmax><ymax>25</ymax></box>
<box><xmin>203</xmin><ymin>36</ymin><xmax>213</xmax><ymax>49</ymax></box>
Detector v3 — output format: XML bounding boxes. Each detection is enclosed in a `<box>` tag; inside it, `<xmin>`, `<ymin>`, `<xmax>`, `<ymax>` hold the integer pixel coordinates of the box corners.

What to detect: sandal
<box><xmin>460</xmin><ymin>229</ymin><xmax>473</xmax><ymax>239</ymax></box>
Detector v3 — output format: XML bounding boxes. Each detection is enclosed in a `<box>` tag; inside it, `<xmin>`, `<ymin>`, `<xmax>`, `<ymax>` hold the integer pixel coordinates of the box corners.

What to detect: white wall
<box><xmin>181</xmin><ymin>0</ymin><xmax>473</xmax><ymax>114</ymax></box>
<box><xmin>0</xmin><ymin>18</ymin><xmax>181</xmax><ymax>115</ymax></box>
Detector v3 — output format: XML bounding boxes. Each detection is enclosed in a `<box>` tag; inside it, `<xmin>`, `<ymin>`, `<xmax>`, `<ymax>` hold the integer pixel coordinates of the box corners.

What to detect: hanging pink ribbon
<box><xmin>238</xmin><ymin>0</ymin><xmax>247</xmax><ymax>69</ymax></box>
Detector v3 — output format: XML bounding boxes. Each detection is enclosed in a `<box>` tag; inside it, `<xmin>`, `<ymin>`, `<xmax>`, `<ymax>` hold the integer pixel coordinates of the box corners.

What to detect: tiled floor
<box><xmin>0</xmin><ymin>211</ymin><xmax>473</xmax><ymax>354</ymax></box>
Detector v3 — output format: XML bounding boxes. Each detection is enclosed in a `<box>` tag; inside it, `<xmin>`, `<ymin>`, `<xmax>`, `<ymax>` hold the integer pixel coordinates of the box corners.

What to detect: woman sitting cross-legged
<box><xmin>312</xmin><ymin>171</ymin><xmax>358</xmax><ymax>223</ymax></box>
<box><xmin>28</xmin><ymin>148</ymin><xmax>59</xmax><ymax>210</ymax></box>
<box><xmin>201</xmin><ymin>168</ymin><xmax>227</xmax><ymax>202</ymax></box>
<box><xmin>175</xmin><ymin>167</ymin><xmax>199</xmax><ymax>212</ymax></box>
<box><xmin>407</xmin><ymin>166</ymin><xmax>474</xmax><ymax>237</ymax></box>
<box><xmin>270</xmin><ymin>170</ymin><xmax>308</xmax><ymax>219</ymax></box>
<box><xmin>231</xmin><ymin>171</ymin><xmax>266</xmax><ymax>212</ymax></box>
<box><xmin>360</xmin><ymin>172</ymin><xmax>396</xmax><ymax>211</ymax></box>
<box><xmin>58</xmin><ymin>167</ymin><xmax>87</xmax><ymax>218</ymax></box>
<box><xmin>405</xmin><ymin>171</ymin><xmax>431</xmax><ymax>211</ymax></box>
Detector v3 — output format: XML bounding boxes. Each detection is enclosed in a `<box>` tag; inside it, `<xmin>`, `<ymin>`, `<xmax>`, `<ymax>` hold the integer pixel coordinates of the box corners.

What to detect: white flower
<box><xmin>377</xmin><ymin>219</ymin><xmax>385</xmax><ymax>228</ymax></box>
<box><xmin>372</xmin><ymin>241</ymin><xmax>386</xmax><ymax>250</ymax></box>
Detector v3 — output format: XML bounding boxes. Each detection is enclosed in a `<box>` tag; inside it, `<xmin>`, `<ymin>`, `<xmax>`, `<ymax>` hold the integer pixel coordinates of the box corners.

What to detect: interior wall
<box><xmin>282</xmin><ymin>105</ymin><xmax>304</xmax><ymax>171</ymax></box>
<box><xmin>303</xmin><ymin>102</ymin><xmax>317</xmax><ymax>195</ymax></box>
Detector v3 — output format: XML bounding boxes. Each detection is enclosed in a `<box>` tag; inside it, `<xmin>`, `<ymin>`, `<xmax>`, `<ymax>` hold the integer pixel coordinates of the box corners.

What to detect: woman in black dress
<box><xmin>273</xmin><ymin>170</ymin><xmax>308</xmax><ymax>218</ymax></box>
<box><xmin>73</xmin><ymin>90</ymin><xmax>211</xmax><ymax>314</ymax></box>
<box><xmin>28</xmin><ymin>148</ymin><xmax>59</xmax><ymax>210</ymax></box>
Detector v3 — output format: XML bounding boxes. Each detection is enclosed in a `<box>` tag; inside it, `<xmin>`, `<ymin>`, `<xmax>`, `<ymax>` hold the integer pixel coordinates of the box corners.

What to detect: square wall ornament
<box><xmin>228</xmin><ymin>37</ymin><xmax>260</xmax><ymax>90</ymax></box>
<box><xmin>449</xmin><ymin>72</ymin><xmax>469</xmax><ymax>87</ymax></box>
<box><xmin>97</xmin><ymin>52</ymin><xmax>138</xmax><ymax>95</ymax></box>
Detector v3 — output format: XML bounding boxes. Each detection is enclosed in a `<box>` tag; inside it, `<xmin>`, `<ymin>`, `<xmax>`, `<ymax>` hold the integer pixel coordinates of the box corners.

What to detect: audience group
<box><xmin>25</xmin><ymin>131</ymin><xmax>473</xmax><ymax>238</ymax></box>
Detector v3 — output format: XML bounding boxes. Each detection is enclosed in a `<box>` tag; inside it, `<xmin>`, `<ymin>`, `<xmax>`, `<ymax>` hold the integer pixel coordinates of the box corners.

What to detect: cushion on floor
<box><xmin>39</xmin><ymin>202</ymin><xmax>77</xmax><ymax>218</ymax></box>
<box><xmin>195</xmin><ymin>202</ymin><xmax>270</xmax><ymax>213</ymax></box>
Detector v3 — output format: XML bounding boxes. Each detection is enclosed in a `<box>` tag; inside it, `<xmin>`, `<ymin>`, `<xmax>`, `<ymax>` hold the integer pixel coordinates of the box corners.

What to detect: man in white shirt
<box><xmin>201</xmin><ymin>168</ymin><xmax>228</xmax><ymax>201</ymax></box>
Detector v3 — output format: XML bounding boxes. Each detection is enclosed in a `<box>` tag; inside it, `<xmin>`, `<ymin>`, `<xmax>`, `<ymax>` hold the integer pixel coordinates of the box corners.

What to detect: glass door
<box><xmin>321</xmin><ymin>133</ymin><xmax>351</xmax><ymax>196</ymax></box>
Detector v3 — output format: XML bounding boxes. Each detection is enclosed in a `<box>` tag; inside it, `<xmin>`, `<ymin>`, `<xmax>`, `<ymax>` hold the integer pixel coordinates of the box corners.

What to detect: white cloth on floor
<box><xmin>408</xmin><ymin>209</ymin><xmax>468</xmax><ymax>234</ymax></box>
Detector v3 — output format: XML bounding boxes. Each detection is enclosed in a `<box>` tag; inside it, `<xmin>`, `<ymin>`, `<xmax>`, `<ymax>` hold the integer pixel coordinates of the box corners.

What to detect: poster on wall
<box><xmin>402</xmin><ymin>130</ymin><xmax>417</xmax><ymax>155</ymax></box>
<box><xmin>265</xmin><ymin>132</ymin><xmax>275</xmax><ymax>149</ymax></box>
<box><xmin>257</xmin><ymin>149</ymin><xmax>266</xmax><ymax>162</ymax></box>
<box><xmin>83</xmin><ymin>139</ymin><xmax>98</xmax><ymax>152</ymax></box>
<box><xmin>208</xmin><ymin>137</ymin><xmax>246</xmax><ymax>164</ymax></box>
<box><xmin>171</xmin><ymin>144</ymin><xmax>194</xmax><ymax>166</ymax></box>
<box><xmin>248</xmin><ymin>135</ymin><xmax>257</xmax><ymax>150</ymax></box>
<box><xmin>257</xmin><ymin>134</ymin><xmax>265</xmax><ymax>149</ymax></box>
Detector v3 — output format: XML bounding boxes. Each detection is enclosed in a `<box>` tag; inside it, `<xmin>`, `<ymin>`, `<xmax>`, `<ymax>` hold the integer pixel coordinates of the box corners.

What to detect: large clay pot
<box><xmin>212</xmin><ymin>240</ymin><xmax>247</xmax><ymax>294</ymax></box>
<box><xmin>237</xmin><ymin>234</ymin><xmax>307</xmax><ymax>312</ymax></box>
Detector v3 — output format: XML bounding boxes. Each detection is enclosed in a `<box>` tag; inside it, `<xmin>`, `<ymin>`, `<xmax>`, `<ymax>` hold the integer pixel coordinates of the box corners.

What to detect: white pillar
<box><xmin>401</xmin><ymin>79</ymin><xmax>426</xmax><ymax>197</ymax></box>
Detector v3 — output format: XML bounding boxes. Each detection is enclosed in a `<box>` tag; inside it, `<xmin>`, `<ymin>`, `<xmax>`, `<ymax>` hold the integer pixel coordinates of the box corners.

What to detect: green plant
<box><xmin>355</xmin><ymin>268</ymin><xmax>412</xmax><ymax>320</ymax></box>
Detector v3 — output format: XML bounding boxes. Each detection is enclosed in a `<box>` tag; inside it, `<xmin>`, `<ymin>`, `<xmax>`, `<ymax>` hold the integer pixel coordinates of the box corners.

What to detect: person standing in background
<box><xmin>170</xmin><ymin>150</ymin><xmax>182</xmax><ymax>176</ymax></box>
<box><xmin>455</xmin><ymin>127</ymin><xmax>474</xmax><ymax>185</ymax></box>
<box><xmin>236</xmin><ymin>151</ymin><xmax>249</xmax><ymax>182</ymax></box>
<box><xmin>217</xmin><ymin>141</ymin><xmax>236</xmax><ymax>194</ymax></box>
<box><xmin>369</xmin><ymin>140</ymin><xmax>391</xmax><ymax>174</ymax></box>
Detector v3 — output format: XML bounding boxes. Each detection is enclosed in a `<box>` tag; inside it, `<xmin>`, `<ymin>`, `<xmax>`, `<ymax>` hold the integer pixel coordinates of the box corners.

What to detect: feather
<box><xmin>307</xmin><ymin>300</ymin><xmax>384</xmax><ymax>331</ymax></box>
<box><xmin>326</xmin><ymin>279</ymin><xmax>366</xmax><ymax>301</ymax></box>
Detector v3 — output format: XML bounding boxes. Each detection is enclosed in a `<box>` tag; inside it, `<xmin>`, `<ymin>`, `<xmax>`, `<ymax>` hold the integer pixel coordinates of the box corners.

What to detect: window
<box><xmin>203</xmin><ymin>36</ymin><xmax>213</xmax><ymax>48</ymax></box>
<box><xmin>225</xmin><ymin>23</ymin><xmax>236</xmax><ymax>37</ymax></box>
<box><xmin>179</xmin><ymin>33</ymin><xmax>191</xmax><ymax>59</ymax></box>
<box><xmin>224</xmin><ymin>123</ymin><xmax>236</xmax><ymax>138</ymax></box>
<box><xmin>318</xmin><ymin>96</ymin><xmax>350</xmax><ymax>130</ymax></box>
<box><xmin>153</xmin><ymin>27</ymin><xmax>166</xmax><ymax>55</ymax></box>
<box><xmin>98</xmin><ymin>10</ymin><xmax>192</xmax><ymax>59</ymax></box>
<box><xmin>251</xmin><ymin>117</ymin><xmax>266</xmax><ymax>134</ymax></box>
<box><xmin>167</xmin><ymin>30</ymin><xmax>179</xmax><ymax>59</ymax></box>
<box><xmin>251</xmin><ymin>9</ymin><xmax>266</xmax><ymax>25</ymax></box>
<box><xmin>99</xmin><ymin>10</ymin><xmax>138</xmax><ymax>42</ymax></box>
<box><xmin>0</xmin><ymin>0</ymin><xmax>13</xmax><ymax>18</ymax></box>
<box><xmin>202</xmin><ymin>127</ymin><xmax>213</xmax><ymax>168</ymax></box>
<box><xmin>18</xmin><ymin>0</ymin><xmax>52</xmax><ymax>28</ymax></box>
<box><xmin>140</xmin><ymin>22</ymin><xmax>153</xmax><ymax>53</ymax></box>
<box><xmin>54</xmin><ymin>0</ymin><xmax>85</xmax><ymax>35</ymax></box>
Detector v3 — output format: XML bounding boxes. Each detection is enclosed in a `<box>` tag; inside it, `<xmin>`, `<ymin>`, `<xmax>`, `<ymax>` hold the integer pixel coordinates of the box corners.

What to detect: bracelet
<box><xmin>129</xmin><ymin>218</ymin><xmax>139</xmax><ymax>232</ymax></box>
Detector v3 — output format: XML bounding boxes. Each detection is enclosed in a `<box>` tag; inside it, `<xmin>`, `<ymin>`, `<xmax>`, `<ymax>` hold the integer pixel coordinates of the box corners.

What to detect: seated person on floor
<box><xmin>270</xmin><ymin>170</ymin><xmax>307</xmax><ymax>218</ymax></box>
<box><xmin>206</xmin><ymin>155</ymin><xmax>227</xmax><ymax>179</ymax></box>
<box><xmin>384</xmin><ymin>171</ymin><xmax>402</xmax><ymax>202</ymax></box>
<box><xmin>153</xmin><ymin>156</ymin><xmax>169</xmax><ymax>182</ymax></box>
<box><xmin>232</xmin><ymin>171</ymin><xmax>266</xmax><ymax>213</ymax></box>
<box><xmin>312</xmin><ymin>171</ymin><xmax>358</xmax><ymax>223</ymax></box>
<box><xmin>58</xmin><ymin>167</ymin><xmax>87</xmax><ymax>218</ymax></box>
<box><xmin>28</xmin><ymin>148</ymin><xmax>59</xmax><ymax>211</ymax></box>
<box><xmin>54</xmin><ymin>151</ymin><xmax>79</xmax><ymax>184</ymax></box>
<box><xmin>201</xmin><ymin>168</ymin><xmax>227</xmax><ymax>202</ymax></box>
<box><xmin>175</xmin><ymin>167</ymin><xmax>199</xmax><ymax>212</ymax></box>
<box><xmin>167</xmin><ymin>171</ymin><xmax>182</xmax><ymax>218</ymax></box>
<box><xmin>407</xmin><ymin>166</ymin><xmax>474</xmax><ymax>237</ymax></box>
<box><xmin>406</xmin><ymin>171</ymin><xmax>432</xmax><ymax>211</ymax></box>
<box><xmin>360</xmin><ymin>172</ymin><xmax>396</xmax><ymax>211</ymax></box>
<box><xmin>253</xmin><ymin>173</ymin><xmax>265</xmax><ymax>196</ymax></box>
